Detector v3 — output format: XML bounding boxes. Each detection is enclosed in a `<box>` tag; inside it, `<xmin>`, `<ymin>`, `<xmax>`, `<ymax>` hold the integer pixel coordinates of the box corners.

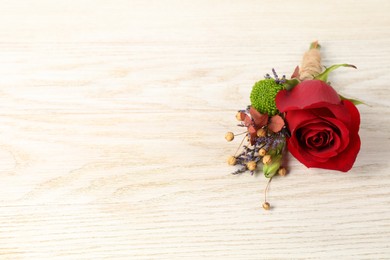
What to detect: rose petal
<box><xmin>300</xmin><ymin>121</ymin><xmax>333</xmax><ymax>133</ymax></box>
<box><xmin>276</xmin><ymin>80</ymin><xmax>341</xmax><ymax>112</ymax></box>
<box><xmin>343</xmin><ymin>100</ymin><xmax>361</xmax><ymax>131</ymax></box>
<box><xmin>268</xmin><ymin>115</ymin><xmax>285</xmax><ymax>133</ymax></box>
<box><xmin>321</xmin><ymin>116</ymin><xmax>350</xmax><ymax>152</ymax></box>
<box><xmin>305</xmin><ymin>131</ymin><xmax>329</xmax><ymax>148</ymax></box>
<box><xmin>304</xmin><ymin>105</ymin><xmax>337</xmax><ymax>118</ymax></box>
<box><xmin>308</xmin><ymin>103</ymin><xmax>350</xmax><ymax>126</ymax></box>
<box><xmin>294</xmin><ymin>117</ymin><xmax>348</xmax><ymax>159</ymax></box>
<box><xmin>287</xmin><ymin>115</ymin><xmax>349</xmax><ymax>165</ymax></box>
<box><xmin>285</xmin><ymin>109</ymin><xmax>319</xmax><ymax>133</ymax></box>
<box><xmin>307</xmin><ymin>146</ymin><xmax>338</xmax><ymax>159</ymax></box>
<box><xmin>328</xmin><ymin>133</ymin><xmax>361</xmax><ymax>172</ymax></box>
<box><xmin>299</xmin><ymin>126</ymin><xmax>338</xmax><ymax>158</ymax></box>
<box><xmin>308</xmin><ymin>101</ymin><xmax>360</xmax><ymax>171</ymax></box>
<box><xmin>287</xmin><ymin>136</ymin><xmax>324</xmax><ymax>163</ymax></box>
<box><xmin>311</xmin><ymin>132</ymin><xmax>328</xmax><ymax>147</ymax></box>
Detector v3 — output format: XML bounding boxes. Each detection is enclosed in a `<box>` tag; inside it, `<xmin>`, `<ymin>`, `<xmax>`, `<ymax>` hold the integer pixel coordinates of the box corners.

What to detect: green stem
<box><xmin>310</xmin><ymin>41</ymin><xmax>321</xmax><ymax>50</ymax></box>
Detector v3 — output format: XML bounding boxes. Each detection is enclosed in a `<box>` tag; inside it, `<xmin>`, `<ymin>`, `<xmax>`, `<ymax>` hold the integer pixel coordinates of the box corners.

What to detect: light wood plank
<box><xmin>0</xmin><ymin>0</ymin><xmax>389</xmax><ymax>259</ymax></box>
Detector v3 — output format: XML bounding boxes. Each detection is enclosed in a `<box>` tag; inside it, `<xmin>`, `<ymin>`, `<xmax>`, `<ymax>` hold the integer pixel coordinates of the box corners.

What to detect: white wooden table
<box><xmin>0</xmin><ymin>0</ymin><xmax>389</xmax><ymax>259</ymax></box>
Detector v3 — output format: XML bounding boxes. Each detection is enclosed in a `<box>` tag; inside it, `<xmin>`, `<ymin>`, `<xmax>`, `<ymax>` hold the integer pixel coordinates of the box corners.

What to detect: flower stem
<box><xmin>299</xmin><ymin>41</ymin><xmax>322</xmax><ymax>81</ymax></box>
<box><xmin>310</xmin><ymin>41</ymin><xmax>320</xmax><ymax>50</ymax></box>
<box><xmin>264</xmin><ymin>177</ymin><xmax>273</xmax><ymax>203</ymax></box>
<box><xmin>234</xmin><ymin>134</ymin><xmax>248</xmax><ymax>157</ymax></box>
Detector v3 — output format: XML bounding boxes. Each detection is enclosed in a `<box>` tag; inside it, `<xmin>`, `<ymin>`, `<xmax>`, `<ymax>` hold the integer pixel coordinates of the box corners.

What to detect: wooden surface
<box><xmin>0</xmin><ymin>0</ymin><xmax>389</xmax><ymax>259</ymax></box>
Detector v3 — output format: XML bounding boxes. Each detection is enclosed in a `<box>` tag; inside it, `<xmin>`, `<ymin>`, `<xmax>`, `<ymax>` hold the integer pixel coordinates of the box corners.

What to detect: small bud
<box><xmin>225</xmin><ymin>132</ymin><xmax>234</xmax><ymax>141</ymax></box>
<box><xmin>263</xmin><ymin>154</ymin><xmax>282</xmax><ymax>178</ymax></box>
<box><xmin>257</xmin><ymin>128</ymin><xmax>266</xmax><ymax>137</ymax></box>
<box><xmin>278</xmin><ymin>167</ymin><xmax>287</xmax><ymax>176</ymax></box>
<box><xmin>236</xmin><ymin>112</ymin><xmax>243</xmax><ymax>121</ymax></box>
<box><xmin>262</xmin><ymin>202</ymin><xmax>271</xmax><ymax>210</ymax></box>
<box><xmin>227</xmin><ymin>156</ymin><xmax>237</xmax><ymax>166</ymax></box>
<box><xmin>262</xmin><ymin>155</ymin><xmax>272</xmax><ymax>165</ymax></box>
<box><xmin>258</xmin><ymin>148</ymin><xmax>267</xmax><ymax>157</ymax></box>
<box><xmin>247</xmin><ymin>161</ymin><xmax>257</xmax><ymax>171</ymax></box>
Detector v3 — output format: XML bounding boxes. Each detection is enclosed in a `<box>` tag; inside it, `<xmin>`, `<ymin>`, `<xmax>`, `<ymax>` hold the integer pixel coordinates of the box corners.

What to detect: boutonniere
<box><xmin>225</xmin><ymin>41</ymin><xmax>362</xmax><ymax>210</ymax></box>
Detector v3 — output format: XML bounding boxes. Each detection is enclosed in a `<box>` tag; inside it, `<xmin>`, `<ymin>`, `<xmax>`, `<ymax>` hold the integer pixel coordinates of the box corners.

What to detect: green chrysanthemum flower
<box><xmin>250</xmin><ymin>79</ymin><xmax>283</xmax><ymax>116</ymax></box>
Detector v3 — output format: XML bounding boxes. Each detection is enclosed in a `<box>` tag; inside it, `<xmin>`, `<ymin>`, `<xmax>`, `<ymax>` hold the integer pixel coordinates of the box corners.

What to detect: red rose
<box><xmin>275</xmin><ymin>80</ymin><xmax>360</xmax><ymax>172</ymax></box>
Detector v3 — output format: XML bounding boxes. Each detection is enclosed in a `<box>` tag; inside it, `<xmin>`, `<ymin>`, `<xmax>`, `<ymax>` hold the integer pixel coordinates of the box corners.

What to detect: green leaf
<box><xmin>283</xmin><ymin>78</ymin><xmax>300</xmax><ymax>90</ymax></box>
<box><xmin>314</xmin><ymin>64</ymin><xmax>357</xmax><ymax>82</ymax></box>
<box><xmin>339</xmin><ymin>94</ymin><xmax>367</xmax><ymax>106</ymax></box>
<box><xmin>263</xmin><ymin>155</ymin><xmax>282</xmax><ymax>178</ymax></box>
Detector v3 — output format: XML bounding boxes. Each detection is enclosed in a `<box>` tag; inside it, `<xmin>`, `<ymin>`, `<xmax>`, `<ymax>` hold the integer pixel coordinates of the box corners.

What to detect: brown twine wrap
<box><xmin>299</xmin><ymin>41</ymin><xmax>322</xmax><ymax>81</ymax></box>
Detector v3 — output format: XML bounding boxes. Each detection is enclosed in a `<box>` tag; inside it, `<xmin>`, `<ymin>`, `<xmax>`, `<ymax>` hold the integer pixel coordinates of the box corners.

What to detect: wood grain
<box><xmin>0</xmin><ymin>0</ymin><xmax>390</xmax><ymax>259</ymax></box>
